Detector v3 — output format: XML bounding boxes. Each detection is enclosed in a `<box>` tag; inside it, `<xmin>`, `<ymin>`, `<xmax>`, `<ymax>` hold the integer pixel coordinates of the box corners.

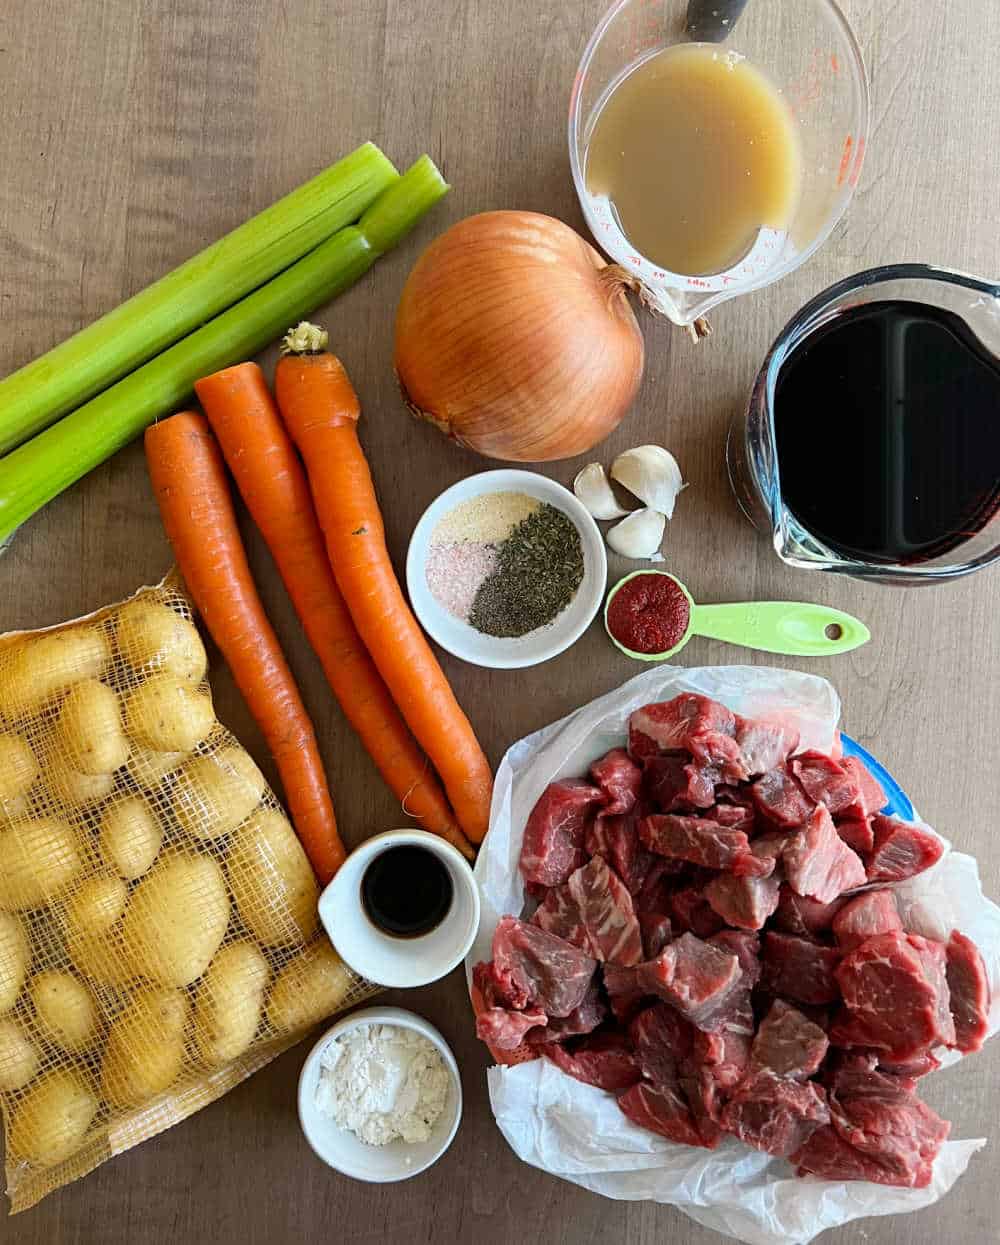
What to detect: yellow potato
<box><xmin>56</xmin><ymin>679</ymin><xmax>130</xmax><ymax>775</ymax></box>
<box><xmin>193</xmin><ymin>941</ymin><xmax>269</xmax><ymax>1066</ymax></box>
<box><xmin>228</xmin><ymin>810</ymin><xmax>318</xmax><ymax>948</ymax></box>
<box><xmin>0</xmin><ymin>818</ymin><xmax>81</xmax><ymax>910</ymax></box>
<box><xmin>0</xmin><ymin>734</ymin><xmax>38</xmax><ymax>803</ymax></box>
<box><xmin>115</xmin><ymin>600</ymin><xmax>207</xmax><ymax>683</ymax></box>
<box><xmin>101</xmin><ymin>986</ymin><xmax>189</xmax><ymax>1109</ymax></box>
<box><xmin>99</xmin><ymin>796</ymin><xmax>163</xmax><ymax>880</ymax></box>
<box><xmin>123</xmin><ymin>853</ymin><xmax>230</xmax><ymax>987</ymax></box>
<box><xmin>9</xmin><ymin>1069</ymin><xmax>97</xmax><ymax>1166</ymax></box>
<box><xmin>63</xmin><ymin>875</ymin><xmax>133</xmax><ymax>988</ymax></box>
<box><xmin>173</xmin><ymin>747</ymin><xmax>265</xmax><ymax>842</ymax></box>
<box><xmin>30</xmin><ymin>970</ymin><xmax>101</xmax><ymax>1053</ymax></box>
<box><xmin>0</xmin><ymin>911</ymin><xmax>29</xmax><ymax>1012</ymax></box>
<box><xmin>0</xmin><ymin>628</ymin><xmax>110</xmax><ymax>720</ymax></box>
<box><xmin>124</xmin><ymin>675</ymin><xmax>215</xmax><ymax>752</ymax></box>
<box><xmin>0</xmin><ymin>1018</ymin><xmax>39</xmax><ymax>1091</ymax></box>
<box><xmin>266</xmin><ymin>939</ymin><xmax>354</xmax><ymax>1033</ymax></box>
<box><xmin>42</xmin><ymin>758</ymin><xmax>115</xmax><ymax>809</ymax></box>
<box><xmin>123</xmin><ymin>743</ymin><xmax>185</xmax><ymax>791</ymax></box>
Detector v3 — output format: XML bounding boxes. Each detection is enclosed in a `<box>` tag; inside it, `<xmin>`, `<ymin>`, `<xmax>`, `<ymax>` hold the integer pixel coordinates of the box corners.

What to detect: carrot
<box><xmin>194</xmin><ymin>362</ymin><xmax>474</xmax><ymax>860</ymax></box>
<box><xmin>274</xmin><ymin>324</ymin><xmax>494</xmax><ymax>843</ymax></box>
<box><xmin>144</xmin><ymin>410</ymin><xmax>346</xmax><ymax>882</ymax></box>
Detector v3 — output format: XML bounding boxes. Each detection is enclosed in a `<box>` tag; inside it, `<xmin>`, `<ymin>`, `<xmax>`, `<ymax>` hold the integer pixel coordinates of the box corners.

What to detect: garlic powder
<box><xmin>314</xmin><ymin>1023</ymin><xmax>449</xmax><ymax>1147</ymax></box>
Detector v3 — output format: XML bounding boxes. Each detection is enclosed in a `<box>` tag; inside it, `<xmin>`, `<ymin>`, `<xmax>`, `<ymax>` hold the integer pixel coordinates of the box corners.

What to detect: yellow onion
<box><xmin>394</xmin><ymin>211</ymin><xmax>645</xmax><ymax>462</ymax></box>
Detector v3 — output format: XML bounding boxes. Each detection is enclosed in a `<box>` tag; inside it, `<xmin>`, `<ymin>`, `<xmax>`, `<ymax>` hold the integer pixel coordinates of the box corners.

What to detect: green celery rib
<box><xmin>0</xmin><ymin>142</ymin><xmax>399</xmax><ymax>454</ymax></box>
<box><xmin>0</xmin><ymin>156</ymin><xmax>448</xmax><ymax>545</ymax></box>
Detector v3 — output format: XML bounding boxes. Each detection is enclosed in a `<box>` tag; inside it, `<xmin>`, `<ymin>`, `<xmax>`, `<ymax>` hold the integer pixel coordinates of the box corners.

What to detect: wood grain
<box><xmin>1</xmin><ymin>0</ymin><xmax>998</xmax><ymax>1241</ymax></box>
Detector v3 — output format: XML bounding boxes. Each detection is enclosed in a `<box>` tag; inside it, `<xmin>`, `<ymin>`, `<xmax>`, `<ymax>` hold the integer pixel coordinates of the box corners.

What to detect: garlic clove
<box><xmin>573</xmin><ymin>463</ymin><xmax>633</xmax><ymax>520</ymax></box>
<box><xmin>610</xmin><ymin>446</ymin><xmax>687</xmax><ymax>519</ymax></box>
<box><xmin>606</xmin><ymin>508</ymin><xmax>667</xmax><ymax>560</ymax></box>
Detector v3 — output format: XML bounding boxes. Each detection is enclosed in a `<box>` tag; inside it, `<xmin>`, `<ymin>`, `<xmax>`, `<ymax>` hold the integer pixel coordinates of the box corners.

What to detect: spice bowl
<box><xmin>406</xmin><ymin>470</ymin><xmax>607</xmax><ymax>669</ymax></box>
<box><xmin>297</xmin><ymin>1006</ymin><xmax>463</xmax><ymax>1183</ymax></box>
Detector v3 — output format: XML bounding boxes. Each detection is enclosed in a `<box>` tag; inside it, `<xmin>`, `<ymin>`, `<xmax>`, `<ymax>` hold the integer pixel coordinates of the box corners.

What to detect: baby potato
<box><xmin>123</xmin><ymin>743</ymin><xmax>185</xmax><ymax>792</ymax></box>
<box><xmin>0</xmin><ymin>628</ymin><xmax>110</xmax><ymax>720</ymax></box>
<box><xmin>56</xmin><ymin>679</ymin><xmax>130</xmax><ymax>775</ymax></box>
<box><xmin>43</xmin><ymin>758</ymin><xmax>115</xmax><ymax>809</ymax></box>
<box><xmin>0</xmin><ymin>734</ymin><xmax>38</xmax><ymax>804</ymax></box>
<box><xmin>193</xmin><ymin>941</ymin><xmax>269</xmax><ymax>1067</ymax></box>
<box><xmin>173</xmin><ymin>747</ymin><xmax>265</xmax><ymax>842</ymax></box>
<box><xmin>0</xmin><ymin>911</ymin><xmax>29</xmax><ymax>1012</ymax></box>
<box><xmin>123</xmin><ymin>853</ymin><xmax>230</xmax><ymax>987</ymax></box>
<box><xmin>101</xmin><ymin>986</ymin><xmax>189</xmax><ymax>1110</ymax></box>
<box><xmin>64</xmin><ymin>875</ymin><xmax>133</xmax><ymax>988</ymax></box>
<box><xmin>99</xmin><ymin>796</ymin><xmax>163</xmax><ymax>880</ymax></box>
<box><xmin>8</xmin><ymin>1069</ymin><xmax>97</xmax><ymax>1166</ymax></box>
<box><xmin>114</xmin><ymin>600</ymin><xmax>207</xmax><ymax>683</ymax></box>
<box><xmin>266</xmin><ymin>939</ymin><xmax>354</xmax><ymax>1034</ymax></box>
<box><xmin>0</xmin><ymin>1019</ymin><xmax>40</xmax><ymax>1091</ymax></box>
<box><xmin>0</xmin><ymin>818</ymin><xmax>82</xmax><ymax>910</ymax></box>
<box><xmin>30</xmin><ymin>970</ymin><xmax>101</xmax><ymax>1053</ymax></box>
<box><xmin>228</xmin><ymin>810</ymin><xmax>318</xmax><ymax>948</ymax></box>
<box><xmin>124</xmin><ymin>675</ymin><xmax>215</xmax><ymax>753</ymax></box>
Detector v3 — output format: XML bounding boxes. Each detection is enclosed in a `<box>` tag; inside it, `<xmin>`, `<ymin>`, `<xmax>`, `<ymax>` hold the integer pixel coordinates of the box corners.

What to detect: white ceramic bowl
<box><xmin>297</xmin><ymin>1006</ymin><xmax>462</xmax><ymax>1183</ymax></box>
<box><xmin>318</xmin><ymin>829</ymin><xmax>480</xmax><ymax>988</ymax></box>
<box><xmin>406</xmin><ymin>469</ymin><xmax>607</xmax><ymax>669</ymax></box>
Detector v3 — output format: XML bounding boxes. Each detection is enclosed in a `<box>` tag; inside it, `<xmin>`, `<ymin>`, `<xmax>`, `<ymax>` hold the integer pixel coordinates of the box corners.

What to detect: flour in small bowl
<box><xmin>314</xmin><ymin>1023</ymin><xmax>449</xmax><ymax>1146</ymax></box>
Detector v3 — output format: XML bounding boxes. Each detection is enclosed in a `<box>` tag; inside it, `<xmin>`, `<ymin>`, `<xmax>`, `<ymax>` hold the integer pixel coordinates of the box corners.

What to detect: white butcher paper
<box><xmin>467</xmin><ymin>664</ymin><xmax>1000</xmax><ymax>1245</ymax></box>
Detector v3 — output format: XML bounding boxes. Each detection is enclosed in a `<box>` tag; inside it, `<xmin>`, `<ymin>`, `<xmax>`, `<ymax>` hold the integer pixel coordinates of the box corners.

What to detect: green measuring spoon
<box><xmin>605</xmin><ymin>570</ymin><xmax>870</xmax><ymax>661</ymax></box>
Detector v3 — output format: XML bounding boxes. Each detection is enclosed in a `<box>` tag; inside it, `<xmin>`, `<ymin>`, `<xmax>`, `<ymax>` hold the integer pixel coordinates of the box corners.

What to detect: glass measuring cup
<box><xmin>568</xmin><ymin>0</ymin><xmax>869</xmax><ymax>328</ymax></box>
<box><xmin>727</xmin><ymin>264</ymin><xmax>1000</xmax><ymax>584</ymax></box>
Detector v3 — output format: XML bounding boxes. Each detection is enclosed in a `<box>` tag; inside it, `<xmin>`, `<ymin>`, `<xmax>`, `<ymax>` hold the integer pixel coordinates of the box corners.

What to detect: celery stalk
<box><xmin>0</xmin><ymin>142</ymin><xmax>399</xmax><ymax>454</ymax></box>
<box><xmin>0</xmin><ymin>157</ymin><xmax>448</xmax><ymax>545</ymax></box>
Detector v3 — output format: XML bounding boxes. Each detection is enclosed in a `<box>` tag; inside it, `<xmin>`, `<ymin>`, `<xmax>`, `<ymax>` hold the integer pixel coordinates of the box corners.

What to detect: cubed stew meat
<box><xmin>470</xmin><ymin>694</ymin><xmax>990</xmax><ymax>1188</ymax></box>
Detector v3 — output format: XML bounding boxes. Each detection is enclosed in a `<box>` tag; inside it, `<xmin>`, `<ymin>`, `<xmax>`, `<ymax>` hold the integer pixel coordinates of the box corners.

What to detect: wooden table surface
<box><xmin>2</xmin><ymin>1</ymin><xmax>999</xmax><ymax>1242</ymax></box>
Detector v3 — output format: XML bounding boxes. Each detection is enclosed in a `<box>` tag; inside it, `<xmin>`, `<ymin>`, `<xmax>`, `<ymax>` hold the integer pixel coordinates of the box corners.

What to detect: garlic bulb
<box><xmin>573</xmin><ymin>463</ymin><xmax>632</xmax><ymax>520</ymax></box>
<box><xmin>606</xmin><ymin>509</ymin><xmax>666</xmax><ymax>560</ymax></box>
<box><xmin>611</xmin><ymin>446</ymin><xmax>687</xmax><ymax>519</ymax></box>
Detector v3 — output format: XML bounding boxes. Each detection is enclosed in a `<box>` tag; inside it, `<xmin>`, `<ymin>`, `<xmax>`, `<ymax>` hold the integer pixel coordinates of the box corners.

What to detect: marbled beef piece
<box><xmin>476</xmin><ymin>1007</ymin><xmax>547</xmax><ymax>1050</ymax></box>
<box><xmin>720</xmin><ymin>1071</ymin><xmax>830</xmax><ymax>1157</ymax></box>
<box><xmin>704</xmin><ymin>872</ymin><xmax>781</xmax><ymax>932</ymax></box>
<box><xmin>751</xmin><ymin>999</ymin><xmax>829</xmax><ymax>1081</ymax></box>
<box><xmin>629</xmin><ymin>694</ymin><xmax>746</xmax><ymax>783</ymax></box>
<box><xmin>589</xmin><ymin>748</ymin><xmax>642</xmax><ymax>815</ymax></box>
<box><xmin>782</xmin><ymin>805</ymin><xmax>867</xmax><ymax>903</ymax></box>
<box><xmin>534</xmin><ymin>856</ymin><xmax>643</xmax><ymax>966</ymax></box>
<box><xmin>832</xmin><ymin>890</ymin><xmax>903</xmax><ymax>953</ymax></box>
<box><xmin>945</xmin><ymin>929</ymin><xmax>991</xmax><ymax>1054</ymax></box>
<box><xmin>492</xmin><ymin>916</ymin><xmax>597</xmax><ymax>1018</ymax></box>
<box><xmin>543</xmin><ymin>1032</ymin><xmax>641</xmax><ymax>1092</ymax></box>
<box><xmin>618</xmin><ymin>1082</ymin><xmax>715</xmax><ymax>1149</ymax></box>
<box><xmin>636</xmin><ymin>933</ymin><xmax>744</xmax><ymax>1031</ymax></box>
<box><xmin>866</xmin><ymin>816</ymin><xmax>945</xmax><ymax>885</ymax></box>
<box><xmin>519</xmin><ymin>779</ymin><xmax>604</xmax><ymax>887</ymax></box>
<box><xmin>735</xmin><ymin>716</ymin><xmax>799</xmax><ymax>778</ymax></box>
<box><xmin>762</xmin><ymin>932</ymin><xmax>842</xmax><ymax>1006</ymax></box>
<box><xmin>791</xmin><ymin>750</ymin><xmax>861</xmax><ymax>816</ymax></box>
<box><xmin>752</xmin><ymin>765</ymin><xmax>814</xmax><ymax>828</ymax></box>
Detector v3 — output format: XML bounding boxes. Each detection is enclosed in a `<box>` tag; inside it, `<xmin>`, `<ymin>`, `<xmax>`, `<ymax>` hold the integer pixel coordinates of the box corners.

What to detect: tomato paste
<box><xmin>606</xmin><ymin>572</ymin><xmax>690</xmax><ymax>654</ymax></box>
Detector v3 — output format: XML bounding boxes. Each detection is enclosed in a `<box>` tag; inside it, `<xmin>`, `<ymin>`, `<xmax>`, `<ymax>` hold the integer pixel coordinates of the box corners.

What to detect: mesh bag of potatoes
<box><xmin>0</xmin><ymin>578</ymin><xmax>378</xmax><ymax>1212</ymax></box>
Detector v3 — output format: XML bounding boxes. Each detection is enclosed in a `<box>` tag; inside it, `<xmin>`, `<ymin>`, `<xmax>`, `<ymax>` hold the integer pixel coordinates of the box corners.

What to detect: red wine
<box><xmin>362</xmin><ymin>845</ymin><xmax>453</xmax><ymax>939</ymax></box>
<box><xmin>774</xmin><ymin>300</ymin><xmax>1000</xmax><ymax>564</ymax></box>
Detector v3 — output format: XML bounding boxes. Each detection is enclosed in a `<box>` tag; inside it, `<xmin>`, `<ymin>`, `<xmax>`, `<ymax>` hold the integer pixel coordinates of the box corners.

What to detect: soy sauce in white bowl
<box><xmin>361</xmin><ymin>845</ymin><xmax>454</xmax><ymax>939</ymax></box>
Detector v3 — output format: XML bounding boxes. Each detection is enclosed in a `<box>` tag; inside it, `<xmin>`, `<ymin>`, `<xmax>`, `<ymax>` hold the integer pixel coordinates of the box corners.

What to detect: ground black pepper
<box><xmin>468</xmin><ymin>503</ymin><xmax>584</xmax><ymax>638</ymax></box>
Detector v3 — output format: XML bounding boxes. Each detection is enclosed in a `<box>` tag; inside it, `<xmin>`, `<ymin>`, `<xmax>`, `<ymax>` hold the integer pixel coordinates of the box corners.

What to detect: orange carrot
<box><xmin>194</xmin><ymin>362</ymin><xmax>474</xmax><ymax>860</ymax></box>
<box><xmin>274</xmin><ymin>325</ymin><xmax>494</xmax><ymax>843</ymax></box>
<box><xmin>144</xmin><ymin>410</ymin><xmax>346</xmax><ymax>882</ymax></box>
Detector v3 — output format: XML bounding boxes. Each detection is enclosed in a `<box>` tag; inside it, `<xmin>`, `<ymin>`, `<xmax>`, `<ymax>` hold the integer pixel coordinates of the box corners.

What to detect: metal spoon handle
<box><xmin>686</xmin><ymin>0</ymin><xmax>750</xmax><ymax>42</ymax></box>
<box><xmin>689</xmin><ymin>601</ymin><xmax>871</xmax><ymax>657</ymax></box>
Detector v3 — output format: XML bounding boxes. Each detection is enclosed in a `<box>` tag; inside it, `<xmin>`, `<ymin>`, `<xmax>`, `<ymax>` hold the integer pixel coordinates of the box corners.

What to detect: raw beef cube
<box><xmin>668</xmin><ymin>885</ymin><xmax>726</xmax><ymax>939</ymax></box>
<box><xmin>834</xmin><ymin>931</ymin><xmax>955</xmax><ymax>1059</ymax></box>
<box><xmin>841</xmin><ymin>756</ymin><xmax>888</xmax><ymax>816</ymax></box>
<box><xmin>472</xmin><ymin>958</ymin><xmax>530</xmax><ymax>1011</ymax></box>
<box><xmin>590</xmin><ymin>748</ymin><xmax>643</xmax><ymax>815</ymax></box>
<box><xmin>866</xmin><ymin>816</ymin><xmax>944</xmax><ymax>885</ymax></box>
<box><xmin>720</xmin><ymin>1071</ymin><xmax>830</xmax><ymax>1157</ymax></box>
<box><xmin>713</xmin><ymin>803</ymin><xmax>756</xmax><ymax>834</ymax></box>
<box><xmin>536</xmin><ymin>857</ymin><xmax>643</xmax><ymax>967</ymax></box>
<box><xmin>691</xmin><ymin>1028</ymin><xmax>752</xmax><ymax>1091</ymax></box>
<box><xmin>604</xmin><ymin>962</ymin><xmax>647</xmax><ymax>1024</ymax></box>
<box><xmin>794</xmin><ymin>1124</ymin><xmax>934</xmax><ymax>1188</ymax></box>
<box><xmin>629</xmin><ymin>694</ymin><xmax>736</xmax><ymax>758</ymax></box>
<box><xmin>735</xmin><ymin>715</ymin><xmax>799</xmax><ymax>778</ymax></box>
<box><xmin>763</xmin><ymin>932</ymin><xmax>842</xmax><ymax>1005</ymax></box>
<box><xmin>631</xmin><ymin>1002</ymin><xmax>695</xmax><ymax>1087</ymax></box>
<box><xmin>520</xmin><ymin>779</ymin><xmax>604</xmax><ymax>887</ymax></box>
<box><xmin>752</xmin><ymin>999</ymin><xmax>829</xmax><ymax>1081</ymax></box>
<box><xmin>791</xmin><ymin>751</ymin><xmax>861</xmax><ymax>816</ymax></box>
<box><xmin>752</xmin><ymin>765</ymin><xmax>815</xmax><ymax>828</ymax></box>
<box><xmin>637</xmin><ymin>932</ymin><xmax>744</xmax><ymax>1030</ymax></box>
<box><xmin>476</xmin><ymin>1006</ymin><xmax>547</xmax><ymax>1050</ymax></box>
<box><xmin>639</xmin><ymin>814</ymin><xmax>767</xmax><ymax>876</ymax></box>
<box><xmin>529</xmin><ymin>978</ymin><xmax>607</xmax><ymax>1042</ymax></box>
<box><xmin>879</xmin><ymin>1051</ymin><xmax>941</xmax><ymax>1080</ymax></box>
<box><xmin>643</xmin><ymin>754</ymin><xmax>718</xmax><ymax>811</ymax></box>
<box><xmin>704</xmin><ymin>872</ymin><xmax>781</xmax><ymax>931</ymax></box>
<box><xmin>639</xmin><ymin>911</ymin><xmax>673</xmax><ymax>959</ymax></box>
<box><xmin>783</xmin><ymin>805</ymin><xmax>867</xmax><ymax>903</ymax></box>
<box><xmin>618</xmin><ymin>1082</ymin><xmax>715</xmax><ymax>1149</ymax></box>
<box><xmin>832</xmin><ymin>890</ymin><xmax>903</xmax><ymax>952</ymax></box>
<box><xmin>492</xmin><ymin>916</ymin><xmax>597</xmax><ymax>1018</ymax></box>
<box><xmin>945</xmin><ymin>929</ymin><xmax>991</xmax><ymax>1054</ymax></box>
<box><xmin>710</xmin><ymin>930</ymin><xmax>762</xmax><ymax>988</ymax></box>
<box><xmin>772</xmin><ymin>885</ymin><xmax>848</xmax><ymax>938</ymax></box>
<box><xmin>679</xmin><ymin>1069</ymin><xmax>726</xmax><ymax>1145</ymax></box>
<box><xmin>543</xmin><ymin>1033</ymin><xmax>641</xmax><ymax>1092</ymax></box>
<box><xmin>585</xmin><ymin>810</ymin><xmax>654</xmax><ymax>895</ymax></box>
<box><xmin>835</xmin><ymin>816</ymin><xmax>875</xmax><ymax>855</ymax></box>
